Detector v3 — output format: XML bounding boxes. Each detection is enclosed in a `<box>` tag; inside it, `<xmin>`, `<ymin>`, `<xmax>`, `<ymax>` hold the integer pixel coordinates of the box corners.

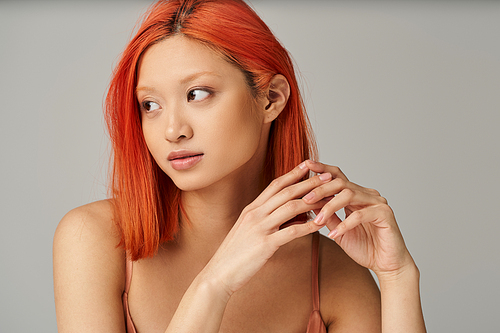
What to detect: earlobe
<box><xmin>262</xmin><ymin>74</ymin><xmax>290</xmax><ymax>123</ymax></box>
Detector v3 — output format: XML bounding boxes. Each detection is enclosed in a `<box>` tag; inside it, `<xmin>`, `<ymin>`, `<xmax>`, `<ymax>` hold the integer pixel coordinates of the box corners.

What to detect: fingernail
<box><xmin>319</xmin><ymin>172</ymin><xmax>331</xmax><ymax>181</ymax></box>
<box><xmin>328</xmin><ymin>229</ymin><xmax>337</xmax><ymax>238</ymax></box>
<box><xmin>298</xmin><ymin>161</ymin><xmax>307</xmax><ymax>170</ymax></box>
<box><xmin>303</xmin><ymin>192</ymin><xmax>315</xmax><ymax>201</ymax></box>
<box><xmin>314</xmin><ymin>212</ymin><xmax>324</xmax><ymax>225</ymax></box>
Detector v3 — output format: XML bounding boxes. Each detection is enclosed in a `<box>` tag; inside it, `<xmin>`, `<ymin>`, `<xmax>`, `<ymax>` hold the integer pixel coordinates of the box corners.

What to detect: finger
<box><xmin>267</xmin><ymin>199</ymin><xmax>325</xmax><ymax>229</ymax></box>
<box><xmin>312</xmin><ymin>188</ymin><xmax>382</xmax><ymax>225</ymax></box>
<box><xmin>260</xmin><ymin>172</ymin><xmax>332</xmax><ymax>216</ymax></box>
<box><xmin>327</xmin><ymin>204</ymin><xmax>393</xmax><ymax>239</ymax></box>
<box><xmin>303</xmin><ymin>177</ymin><xmax>355</xmax><ymax>204</ymax></box>
<box><xmin>322</xmin><ymin>212</ymin><xmax>342</xmax><ymax>232</ymax></box>
<box><xmin>305</xmin><ymin>160</ymin><xmax>349</xmax><ymax>181</ymax></box>
<box><xmin>311</xmin><ymin>198</ymin><xmax>332</xmax><ymax>216</ymax></box>
<box><xmin>251</xmin><ymin>161</ymin><xmax>309</xmax><ymax>207</ymax></box>
<box><xmin>275</xmin><ymin>196</ymin><xmax>333</xmax><ymax>230</ymax></box>
<box><xmin>270</xmin><ymin>220</ymin><xmax>323</xmax><ymax>247</ymax></box>
<box><xmin>303</xmin><ymin>178</ymin><xmax>384</xmax><ymax>206</ymax></box>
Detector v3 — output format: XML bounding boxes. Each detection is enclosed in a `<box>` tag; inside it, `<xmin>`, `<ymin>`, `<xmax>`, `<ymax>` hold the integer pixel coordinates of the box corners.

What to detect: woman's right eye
<box><xmin>142</xmin><ymin>101</ymin><xmax>160</xmax><ymax>112</ymax></box>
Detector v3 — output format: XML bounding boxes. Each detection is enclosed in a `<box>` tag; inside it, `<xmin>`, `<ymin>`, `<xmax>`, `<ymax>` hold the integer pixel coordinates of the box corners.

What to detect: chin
<box><xmin>171</xmin><ymin>180</ymin><xmax>204</xmax><ymax>192</ymax></box>
<box><xmin>167</xmin><ymin>171</ymin><xmax>215</xmax><ymax>192</ymax></box>
<box><xmin>166</xmin><ymin>164</ymin><xmax>245</xmax><ymax>193</ymax></box>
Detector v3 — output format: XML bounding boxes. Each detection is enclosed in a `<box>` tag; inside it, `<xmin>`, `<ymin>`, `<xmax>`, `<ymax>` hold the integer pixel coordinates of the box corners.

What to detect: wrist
<box><xmin>195</xmin><ymin>266</ymin><xmax>233</xmax><ymax>304</ymax></box>
<box><xmin>376</xmin><ymin>261</ymin><xmax>426</xmax><ymax>333</ymax></box>
<box><xmin>377</xmin><ymin>261</ymin><xmax>420</xmax><ymax>287</ymax></box>
<box><xmin>166</xmin><ymin>265</ymin><xmax>231</xmax><ymax>332</ymax></box>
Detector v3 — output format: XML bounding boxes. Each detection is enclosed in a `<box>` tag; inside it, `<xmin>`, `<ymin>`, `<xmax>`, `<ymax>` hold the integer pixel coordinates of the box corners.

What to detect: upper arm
<box><xmin>318</xmin><ymin>236</ymin><xmax>381</xmax><ymax>333</ymax></box>
<box><xmin>53</xmin><ymin>200</ymin><xmax>126</xmax><ymax>333</ymax></box>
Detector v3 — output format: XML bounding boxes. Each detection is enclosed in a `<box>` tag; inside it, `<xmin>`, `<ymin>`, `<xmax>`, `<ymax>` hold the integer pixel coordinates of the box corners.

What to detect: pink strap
<box><xmin>311</xmin><ymin>232</ymin><xmax>320</xmax><ymax>311</ymax></box>
<box><xmin>125</xmin><ymin>258</ymin><xmax>133</xmax><ymax>293</ymax></box>
<box><xmin>122</xmin><ymin>257</ymin><xmax>137</xmax><ymax>333</ymax></box>
<box><xmin>306</xmin><ymin>232</ymin><xmax>327</xmax><ymax>333</ymax></box>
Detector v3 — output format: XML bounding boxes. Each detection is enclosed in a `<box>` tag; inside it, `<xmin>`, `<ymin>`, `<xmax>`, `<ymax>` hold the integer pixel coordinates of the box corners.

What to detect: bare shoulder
<box><xmin>53</xmin><ymin>200</ymin><xmax>126</xmax><ymax>332</ymax></box>
<box><xmin>318</xmin><ymin>234</ymin><xmax>381</xmax><ymax>332</ymax></box>
<box><xmin>54</xmin><ymin>199</ymin><xmax>120</xmax><ymax>248</ymax></box>
<box><xmin>54</xmin><ymin>200</ymin><xmax>123</xmax><ymax>266</ymax></box>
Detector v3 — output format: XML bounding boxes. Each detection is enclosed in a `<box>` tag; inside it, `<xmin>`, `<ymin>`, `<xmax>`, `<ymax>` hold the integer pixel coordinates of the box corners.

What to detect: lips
<box><xmin>168</xmin><ymin>150</ymin><xmax>203</xmax><ymax>161</ymax></box>
<box><xmin>168</xmin><ymin>150</ymin><xmax>204</xmax><ymax>170</ymax></box>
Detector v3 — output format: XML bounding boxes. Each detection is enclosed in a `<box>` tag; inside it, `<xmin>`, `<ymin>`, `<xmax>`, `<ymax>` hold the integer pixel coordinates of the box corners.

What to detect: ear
<box><xmin>260</xmin><ymin>74</ymin><xmax>290</xmax><ymax>123</ymax></box>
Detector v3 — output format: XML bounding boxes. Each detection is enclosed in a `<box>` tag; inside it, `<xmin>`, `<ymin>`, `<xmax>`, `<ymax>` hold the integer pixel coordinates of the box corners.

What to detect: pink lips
<box><xmin>168</xmin><ymin>150</ymin><xmax>204</xmax><ymax>171</ymax></box>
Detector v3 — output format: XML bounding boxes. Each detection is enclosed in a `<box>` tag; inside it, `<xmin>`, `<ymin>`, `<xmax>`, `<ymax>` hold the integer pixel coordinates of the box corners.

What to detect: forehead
<box><xmin>137</xmin><ymin>35</ymin><xmax>243</xmax><ymax>86</ymax></box>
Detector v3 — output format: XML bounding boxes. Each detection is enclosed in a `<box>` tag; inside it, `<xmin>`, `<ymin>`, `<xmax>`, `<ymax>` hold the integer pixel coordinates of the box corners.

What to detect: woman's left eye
<box><xmin>187</xmin><ymin>89</ymin><xmax>210</xmax><ymax>102</ymax></box>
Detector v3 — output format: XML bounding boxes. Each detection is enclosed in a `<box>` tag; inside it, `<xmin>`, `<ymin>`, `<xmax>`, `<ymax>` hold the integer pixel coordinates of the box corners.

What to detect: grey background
<box><xmin>1</xmin><ymin>1</ymin><xmax>499</xmax><ymax>332</ymax></box>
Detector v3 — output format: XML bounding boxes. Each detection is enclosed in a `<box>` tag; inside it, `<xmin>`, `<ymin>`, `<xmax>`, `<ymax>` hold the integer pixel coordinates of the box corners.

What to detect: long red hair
<box><xmin>105</xmin><ymin>0</ymin><xmax>318</xmax><ymax>260</ymax></box>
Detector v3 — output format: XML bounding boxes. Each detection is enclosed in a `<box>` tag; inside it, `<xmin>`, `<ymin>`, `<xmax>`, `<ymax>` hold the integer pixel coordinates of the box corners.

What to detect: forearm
<box><xmin>378</xmin><ymin>263</ymin><xmax>426</xmax><ymax>333</ymax></box>
<box><xmin>165</xmin><ymin>269</ymin><xmax>230</xmax><ymax>333</ymax></box>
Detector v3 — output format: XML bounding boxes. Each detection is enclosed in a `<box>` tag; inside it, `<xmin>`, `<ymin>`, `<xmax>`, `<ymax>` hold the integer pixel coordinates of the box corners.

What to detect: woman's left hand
<box><xmin>302</xmin><ymin>160</ymin><xmax>415</xmax><ymax>278</ymax></box>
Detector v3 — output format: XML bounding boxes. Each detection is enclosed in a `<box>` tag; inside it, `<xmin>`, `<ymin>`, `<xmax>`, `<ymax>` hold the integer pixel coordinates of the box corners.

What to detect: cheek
<box><xmin>142</xmin><ymin>124</ymin><xmax>154</xmax><ymax>152</ymax></box>
<box><xmin>142</xmin><ymin>122</ymin><xmax>163</xmax><ymax>162</ymax></box>
<box><xmin>218</xmin><ymin>110</ymin><xmax>263</xmax><ymax>159</ymax></box>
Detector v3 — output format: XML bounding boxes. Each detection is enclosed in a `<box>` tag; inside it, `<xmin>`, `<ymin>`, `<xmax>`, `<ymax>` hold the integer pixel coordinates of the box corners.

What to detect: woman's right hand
<box><xmin>202</xmin><ymin>161</ymin><xmax>331</xmax><ymax>298</ymax></box>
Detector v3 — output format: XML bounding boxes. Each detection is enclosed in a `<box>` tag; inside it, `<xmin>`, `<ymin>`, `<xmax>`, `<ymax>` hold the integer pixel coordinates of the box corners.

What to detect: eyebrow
<box><xmin>180</xmin><ymin>70</ymin><xmax>222</xmax><ymax>85</ymax></box>
<box><xmin>135</xmin><ymin>86</ymin><xmax>157</xmax><ymax>94</ymax></box>
<box><xmin>136</xmin><ymin>71</ymin><xmax>222</xmax><ymax>94</ymax></box>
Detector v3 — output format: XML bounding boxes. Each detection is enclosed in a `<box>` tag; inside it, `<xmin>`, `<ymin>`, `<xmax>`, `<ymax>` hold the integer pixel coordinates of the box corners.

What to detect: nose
<box><xmin>164</xmin><ymin>108</ymin><xmax>193</xmax><ymax>142</ymax></box>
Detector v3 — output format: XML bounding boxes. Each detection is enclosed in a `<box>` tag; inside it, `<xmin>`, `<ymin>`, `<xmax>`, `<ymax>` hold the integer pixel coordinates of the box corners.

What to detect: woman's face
<box><xmin>136</xmin><ymin>35</ymin><xmax>269</xmax><ymax>192</ymax></box>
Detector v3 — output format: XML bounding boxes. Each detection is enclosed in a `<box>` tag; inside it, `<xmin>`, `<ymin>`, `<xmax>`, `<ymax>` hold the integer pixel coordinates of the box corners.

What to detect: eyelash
<box><xmin>187</xmin><ymin>88</ymin><xmax>212</xmax><ymax>102</ymax></box>
<box><xmin>139</xmin><ymin>88</ymin><xmax>213</xmax><ymax>112</ymax></box>
<box><xmin>141</xmin><ymin>100</ymin><xmax>160</xmax><ymax>113</ymax></box>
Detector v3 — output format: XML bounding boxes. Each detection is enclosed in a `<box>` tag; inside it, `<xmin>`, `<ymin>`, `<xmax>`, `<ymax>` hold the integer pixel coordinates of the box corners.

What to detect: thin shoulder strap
<box><xmin>123</xmin><ymin>257</ymin><xmax>138</xmax><ymax>333</ymax></box>
<box><xmin>125</xmin><ymin>256</ymin><xmax>133</xmax><ymax>294</ymax></box>
<box><xmin>311</xmin><ymin>232</ymin><xmax>320</xmax><ymax>311</ymax></box>
<box><xmin>307</xmin><ymin>232</ymin><xmax>327</xmax><ymax>332</ymax></box>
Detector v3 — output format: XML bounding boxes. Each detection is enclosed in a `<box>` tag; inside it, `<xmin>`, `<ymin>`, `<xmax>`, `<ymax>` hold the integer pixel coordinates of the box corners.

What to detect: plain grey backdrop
<box><xmin>1</xmin><ymin>0</ymin><xmax>499</xmax><ymax>332</ymax></box>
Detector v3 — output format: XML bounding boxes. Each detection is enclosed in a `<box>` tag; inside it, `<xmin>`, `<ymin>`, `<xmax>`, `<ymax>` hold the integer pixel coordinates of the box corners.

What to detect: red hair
<box><xmin>105</xmin><ymin>0</ymin><xmax>318</xmax><ymax>260</ymax></box>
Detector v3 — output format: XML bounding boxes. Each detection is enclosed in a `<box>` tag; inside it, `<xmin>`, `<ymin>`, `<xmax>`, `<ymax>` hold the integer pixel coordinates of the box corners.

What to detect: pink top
<box><xmin>122</xmin><ymin>232</ymin><xmax>327</xmax><ymax>332</ymax></box>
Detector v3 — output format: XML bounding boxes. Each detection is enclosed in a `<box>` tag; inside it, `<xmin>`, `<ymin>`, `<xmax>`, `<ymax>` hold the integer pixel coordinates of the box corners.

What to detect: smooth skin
<box><xmin>54</xmin><ymin>35</ymin><xmax>425</xmax><ymax>332</ymax></box>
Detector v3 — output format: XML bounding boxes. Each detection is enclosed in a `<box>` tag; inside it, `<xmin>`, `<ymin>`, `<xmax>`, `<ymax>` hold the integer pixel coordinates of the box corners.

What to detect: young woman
<box><xmin>53</xmin><ymin>0</ymin><xmax>426</xmax><ymax>332</ymax></box>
